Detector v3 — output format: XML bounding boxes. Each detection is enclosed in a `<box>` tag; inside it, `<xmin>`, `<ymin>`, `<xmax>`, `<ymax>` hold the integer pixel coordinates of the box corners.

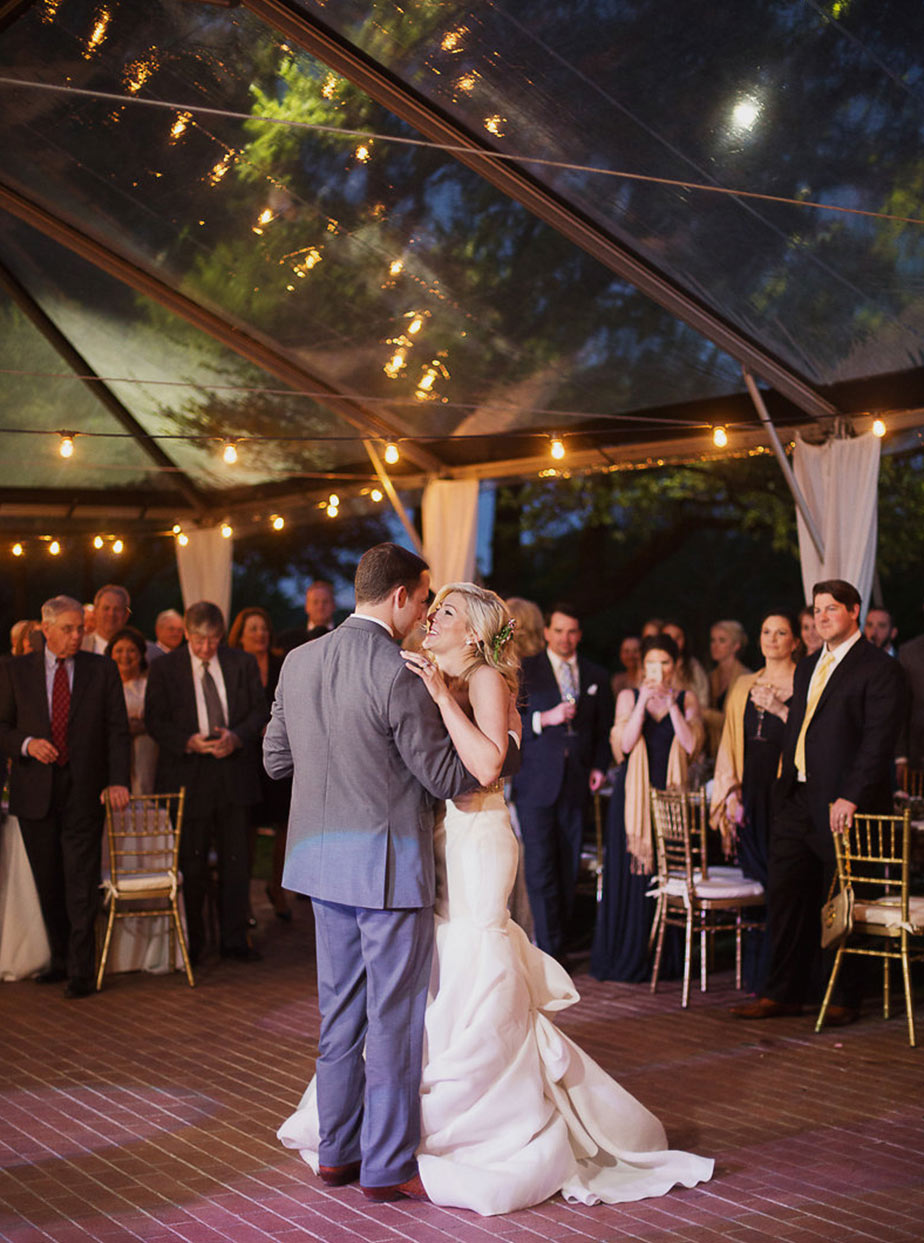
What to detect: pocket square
<box><xmin>587</xmin><ymin>684</ymin><xmax>598</xmax><ymax>696</ymax></box>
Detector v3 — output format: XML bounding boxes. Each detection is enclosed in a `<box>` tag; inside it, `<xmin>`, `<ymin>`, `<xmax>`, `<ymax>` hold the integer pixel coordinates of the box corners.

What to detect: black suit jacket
<box><xmin>0</xmin><ymin>650</ymin><xmax>131</xmax><ymax>821</ymax></box>
<box><xmin>777</xmin><ymin>635</ymin><xmax>907</xmax><ymax>833</ymax></box>
<box><xmin>144</xmin><ymin>644</ymin><xmax>269</xmax><ymax>816</ymax></box>
<box><xmin>512</xmin><ymin>651</ymin><xmax>614</xmax><ymax>808</ymax></box>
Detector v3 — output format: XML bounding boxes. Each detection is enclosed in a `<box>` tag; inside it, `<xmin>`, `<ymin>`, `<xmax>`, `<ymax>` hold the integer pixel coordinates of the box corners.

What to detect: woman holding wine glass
<box><xmin>710</xmin><ymin>610</ymin><xmax>798</xmax><ymax>992</ymax></box>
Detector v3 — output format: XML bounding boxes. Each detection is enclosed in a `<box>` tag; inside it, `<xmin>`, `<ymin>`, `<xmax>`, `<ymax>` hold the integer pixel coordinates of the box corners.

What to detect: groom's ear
<box><xmin>393</xmin><ymin>584</ymin><xmax>408</xmax><ymax>608</ymax></box>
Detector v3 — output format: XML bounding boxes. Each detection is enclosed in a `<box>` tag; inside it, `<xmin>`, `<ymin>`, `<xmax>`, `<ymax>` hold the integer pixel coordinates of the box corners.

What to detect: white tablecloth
<box><xmin>0</xmin><ymin>814</ymin><xmax>51</xmax><ymax>981</ymax></box>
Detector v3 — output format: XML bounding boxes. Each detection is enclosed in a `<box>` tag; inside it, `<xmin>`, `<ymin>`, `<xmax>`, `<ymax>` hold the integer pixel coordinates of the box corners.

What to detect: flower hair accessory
<box><xmin>491</xmin><ymin>618</ymin><xmax>516</xmax><ymax>662</ymax></box>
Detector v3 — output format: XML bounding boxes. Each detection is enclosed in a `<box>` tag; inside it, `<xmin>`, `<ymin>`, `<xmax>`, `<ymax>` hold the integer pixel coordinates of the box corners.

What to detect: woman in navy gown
<box><xmin>710</xmin><ymin>611</ymin><xmax>797</xmax><ymax>992</ymax></box>
<box><xmin>591</xmin><ymin>634</ymin><xmax>702</xmax><ymax>982</ymax></box>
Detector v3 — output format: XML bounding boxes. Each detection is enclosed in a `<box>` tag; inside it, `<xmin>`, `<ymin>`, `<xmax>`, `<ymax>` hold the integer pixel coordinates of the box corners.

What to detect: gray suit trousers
<box><xmin>312</xmin><ymin>899</ymin><xmax>434</xmax><ymax>1186</ymax></box>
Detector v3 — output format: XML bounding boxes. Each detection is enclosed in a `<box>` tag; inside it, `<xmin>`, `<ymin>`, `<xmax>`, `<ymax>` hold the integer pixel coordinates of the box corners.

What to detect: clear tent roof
<box><xmin>0</xmin><ymin>0</ymin><xmax>922</xmax><ymax>531</ymax></box>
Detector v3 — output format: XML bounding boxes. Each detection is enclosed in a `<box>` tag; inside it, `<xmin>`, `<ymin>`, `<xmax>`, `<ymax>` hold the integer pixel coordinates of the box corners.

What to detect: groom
<box><xmin>264</xmin><ymin>543</ymin><xmax>472</xmax><ymax>1202</ymax></box>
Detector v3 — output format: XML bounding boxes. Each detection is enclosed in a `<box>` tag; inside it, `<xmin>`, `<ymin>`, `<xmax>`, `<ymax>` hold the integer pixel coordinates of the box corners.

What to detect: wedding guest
<box><xmin>611</xmin><ymin>635</ymin><xmax>642</xmax><ymax>697</ymax></box>
<box><xmin>504</xmin><ymin>597</ymin><xmax>545</xmax><ymax>660</ymax></box>
<box><xmin>864</xmin><ymin>607</ymin><xmax>898</xmax><ymax>657</ymax></box>
<box><xmin>278</xmin><ymin>580</ymin><xmax>337</xmax><ymax>653</ymax></box>
<box><xmin>228</xmin><ymin>606</ymin><xmax>291</xmax><ymax>921</ymax></box>
<box><xmin>10</xmin><ymin>620</ymin><xmax>42</xmax><ymax>656</ymax></box>
<box><xmin>710</xmin><ymin>611</ymin><xmax>797</xmax><ymax>993</ymax></box>
<box><xmin>0</xmin><ymin>595</ymin><xmax>130</xmax><ymax>997</ymax></box>
<box><xmin>152</xmin><ymin>609</ymin><xmax>185</xmax><ymax>657</ymax></box>
<box><xmin>145</xmin><ymin>601</ymin><xmax>268</xmax><ymax>965</ymax></box>
<box><xmin>591</xmin><ymin>633</ymin><xmax>702</xmax><ymax>982</ymax></box>
<box><xmin>84</xmin><ymin>584</ymin><xmax>159</xmax><ymax>664</ymax></box>
<box><xmin>641</xmin><ymin>617</ymin><xmax>665</xmax><ymax>639</ymax></box>
<box><xmin>703</xmin><ymin>619</ymin><xmax>751</xmax><ymax>756</ymax></box>
<box><xmin>105</xmin><ymin>626</ymin><xmax>158</xmax><ymax>795</ymax></box>
<box><xmin>83</xmin><ymin>603</ymin><xmax>96</xmax><ymax>637</ymax></box>
<box><xmin>798</xmin><ymin>605</ymin><xmax>822</xmax><ymax>658</ymax></box>
<box><xmin>897</xmin><ymin>603</ymin><xmax>924</xmax><ymax>780</ymax></box>
<box><xmin>662</xmin><ymin>620</ymin><xmax>709</xmax><ymax>707</ymax></box>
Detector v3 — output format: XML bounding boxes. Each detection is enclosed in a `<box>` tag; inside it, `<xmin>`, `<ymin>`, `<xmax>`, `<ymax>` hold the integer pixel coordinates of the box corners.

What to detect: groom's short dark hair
<box><xmin>355</xmin><ymin>543</ymin><xmax>429</xmax><ymax>605</ymax></box>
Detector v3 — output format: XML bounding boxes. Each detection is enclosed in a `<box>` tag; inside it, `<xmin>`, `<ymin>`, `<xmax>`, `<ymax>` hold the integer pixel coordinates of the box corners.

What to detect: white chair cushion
<box><xmin>661</xmin><ymin>866</ymin><xmax>765</xmax><ymax>901</ymax></box>
<box><xmin>112</xmin><ymin>872</ymin><xmax>176</xmax><ymax>894</ymax></box>
<box><xmin>853</xmin><ymin>894</ymin><xmax>924</xmax><ymax>933</ymax></box>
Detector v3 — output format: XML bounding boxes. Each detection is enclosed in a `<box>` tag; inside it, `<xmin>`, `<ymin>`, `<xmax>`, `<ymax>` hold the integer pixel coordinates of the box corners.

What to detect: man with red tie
<box><xmin>0</xmin><ymin>595</ymin><xmax>131</xmax><ymax>998</ymax></box>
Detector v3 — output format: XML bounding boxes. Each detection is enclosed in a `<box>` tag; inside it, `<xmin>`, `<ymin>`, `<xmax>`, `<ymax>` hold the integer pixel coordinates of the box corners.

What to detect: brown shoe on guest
<box><xmin>819</xmin><ymin>1005</ymin><xmax>860</xmax><ymax>1028</ymax></box>
<box><xmin>318</xmin><ymin>1161</ymin><xmax>361</xmax><ymax>1187</ymax></box>
<box><xmin>361</xmin><ymin>1173</ymin><xmax>429</xmax><ymax>1203</ymax></box>
<box><xmin>730</xmin><ymin>997</ymin><xmax>803</xmax><ymax>1020</ymax></box>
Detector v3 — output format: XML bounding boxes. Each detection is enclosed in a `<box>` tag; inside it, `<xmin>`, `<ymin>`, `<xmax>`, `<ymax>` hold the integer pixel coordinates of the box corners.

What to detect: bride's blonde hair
<box><xmin>430</xmin><ymin>583</ymin><xmax>520</xmax><ymax>695</ymax></box>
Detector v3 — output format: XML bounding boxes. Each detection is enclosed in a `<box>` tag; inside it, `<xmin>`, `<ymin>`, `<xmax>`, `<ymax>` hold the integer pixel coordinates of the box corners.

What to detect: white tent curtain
<box><xmin>422</xmin><ymin>478</ymin><xmax>479</xmax><ymax>591</ymax></box>
<box><xmin>175</xmin><ymin>527</ymin><xmax>233</xmax><ymax>629</ymax></box>
<box><xmin>792</xmin><ymin>431</ymin><xmax>880</xmax><ymax>615</ymax></box>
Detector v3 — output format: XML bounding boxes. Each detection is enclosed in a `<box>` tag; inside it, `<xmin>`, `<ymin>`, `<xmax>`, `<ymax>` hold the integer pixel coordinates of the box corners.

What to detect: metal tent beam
<box><xmin>244</xmin><ymin>0</ymin><xmax>837</xmax><ymax>422</ymax></box>
<box><xmin>0</xmin><ymin>180</ymin><xmax>446</xmax><ymax>476</ymax></box>
<box><xmin>0</xmin><ymin>256</ymin><xmax>209</xmax><ymax>517</ymax></box>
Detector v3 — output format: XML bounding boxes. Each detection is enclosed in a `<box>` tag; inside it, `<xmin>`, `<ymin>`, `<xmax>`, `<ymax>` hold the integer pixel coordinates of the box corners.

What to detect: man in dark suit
<box><xmin>732</xmin><ymin>579</ymin><xmax>907</xmax><ymax>1026</ymax></box>
<box><xmin>278</xmin><ymin>580</ymin><xmax>337</xmax><ymax>654</ymax></box>
<box><xmin>145</xmin><ymin>601</ymin><xmax>268</xmax><ymax>965</ymax></box>
<box><xmin>0</xmin><ymin>595</ymin><xmax>131</xmax><ymax>998</ymax></box>
<box><xmin>512</xmin><ymin>603</ymin><xmax>613</xmax><ymax>960</ymax></box>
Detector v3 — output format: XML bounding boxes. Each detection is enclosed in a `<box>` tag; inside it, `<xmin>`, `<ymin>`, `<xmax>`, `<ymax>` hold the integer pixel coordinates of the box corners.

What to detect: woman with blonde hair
<box><xmin>504</xmin><ymin>596</ymin><xmax>544</xmax><ymax>659</ymax></box>
<box><xmin>279</xmin><ymin>582</ymin><xmax>713</xmax><ymax>1213</ymax></box>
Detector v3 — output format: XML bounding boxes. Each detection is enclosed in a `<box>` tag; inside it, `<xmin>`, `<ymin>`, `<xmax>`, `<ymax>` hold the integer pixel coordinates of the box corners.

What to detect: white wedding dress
<box><xmin>278</xmin><ymin>787</ymin><xmax>713</xmax><ymax>1216</ymax></box>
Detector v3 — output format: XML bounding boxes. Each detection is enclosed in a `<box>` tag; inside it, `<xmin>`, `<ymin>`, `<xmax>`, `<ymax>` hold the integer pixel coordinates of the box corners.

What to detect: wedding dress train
<box><xmin>278</xmin><ymin>787</ymin><xmax>713</xmax><ymax>1216</ymax></box>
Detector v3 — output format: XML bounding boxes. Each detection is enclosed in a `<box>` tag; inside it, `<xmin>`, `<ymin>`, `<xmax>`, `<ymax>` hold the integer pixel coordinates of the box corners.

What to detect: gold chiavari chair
<box><xmin>649</xmin><ymin>788</ymin><xmax>766</xmax><ymax>1007</ymax></box>
<box><xmin>97</xmin><ymin>790</ymin><xmax>194</xmax><ymax>990</ymax></box>
<box><xmin>816</xmin><ymin>810</ymin><xmax>923</xmax><ymax>1045</ymax></box>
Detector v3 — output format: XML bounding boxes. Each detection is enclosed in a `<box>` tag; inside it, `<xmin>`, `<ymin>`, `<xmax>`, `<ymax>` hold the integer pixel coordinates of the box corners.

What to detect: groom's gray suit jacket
<box><xmin>263</xmin><ymin>615</ymin><xmax>472</xmax><ymax>909</ymax></box>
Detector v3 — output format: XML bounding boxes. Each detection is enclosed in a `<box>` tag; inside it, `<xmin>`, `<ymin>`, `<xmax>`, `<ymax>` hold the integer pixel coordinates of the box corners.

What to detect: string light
<box><xmin>872</xmin><ymin>417</ymin><xmax>886</xmax><ymax>438</ymax></box>
<box><xmin>271</xmin><ymin>514</ymin><xmax>285</xmax><ymax>530</ymax></box>
<box><xmin>328</xmin><ymin>493</ymin><xmax>340</xmax><ymax>508</ymax></box>
<box><xmin>93</xmin><ymin>535</ymin><xmax>104</xmax><ymax>549</ymax></box>
<box><xmin>222</xmin><ymin>440</ymin><xmax>238</xmax><ymax>465</ymax></box>
<box><xmin>326</xmin><ymin>502</ymin><xmax>339</xmax><ymax>518</ymax></box>
<box><xmin>58</xmin><ymin>432</ymin><xmax>75</xmax><ymax>459</ymax></box>
<box><xmin>384</xmin><ymin>442</ymin><xmax>400</xmax><ymax>465</ymax></box>
<box><xmin>111</xmin><ymin>538</ymin><xmax>124</xmax><ymax>555</ymax></box>
<box><xmin>550</xmin><ymin>436</ymin><xmax>566</xmax><ymax>461</ymax></box>
<box><xmin>389</xmin><ymin>259</ymin><xmax>404</xmax><ymax>277</ymax></box>
<box><xmin>48</xmin><ymin>540</ymin><xmax>61</xmax><ymax>556</ymax></box>
<box><xmin>712</xmin><ymin>426</ymin><xmax>728</xmax><ymax>448</ymax></box>
<box><xmin>370</xmin><ymin>489</ymin><xmax>383</xmax><ymax>503</ymax></box>
<box><xmin>177</xmin><ymin>532</ymin><xmax>189</xmax><ymax>547</ymax></box>
<box><xmin>220</xmin><ymin>523</ymin><xmax>233</xmax><ymax>539</ymax></box>
<box><xmin>12</xmin><ymin>542</ymin><xmax>23</xmax><ymax>557</ymax></box>
<box><xmin>172</xmin><ymin>524</ymin><xmax>182</xmax><ymax>535</ymax></box>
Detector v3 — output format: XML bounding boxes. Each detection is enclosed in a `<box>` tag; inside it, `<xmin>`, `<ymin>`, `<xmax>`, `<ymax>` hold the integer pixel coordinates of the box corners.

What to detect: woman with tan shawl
<box><xmin>591</xmin><ymin>634</ymin><xmax>702</xmax><ymax>982</ymax></box>
<box><xmin>710</xmin><ymin>611</ymin><xmax>797</xmax><ymax>992</ymax></box>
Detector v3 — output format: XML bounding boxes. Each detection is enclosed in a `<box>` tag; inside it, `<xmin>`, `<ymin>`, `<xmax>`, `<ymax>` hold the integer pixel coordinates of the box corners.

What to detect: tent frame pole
<box><xmin>363</xmin><ymin>440</ymin><xmax>423</xmax><ymax>554</ymax></box>
<box><xmin>743</xmin><ymin>368</ymin><xmax>825</xmax><ymax>562</ymax></box>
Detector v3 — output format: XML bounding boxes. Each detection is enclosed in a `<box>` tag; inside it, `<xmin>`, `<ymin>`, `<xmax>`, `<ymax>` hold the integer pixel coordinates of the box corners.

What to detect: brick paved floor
<box><xmin>1</xmin><ymin>886</ymin><xmax>923</xmax><ymax>1243</ymax></box>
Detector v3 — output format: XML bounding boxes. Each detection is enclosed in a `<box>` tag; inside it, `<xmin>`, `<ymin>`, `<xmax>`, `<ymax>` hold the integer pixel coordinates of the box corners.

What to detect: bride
<box><xmin>279</xmin><ymin>583</ymin><xmax>713</xmax><ymax>1216</ymax></box>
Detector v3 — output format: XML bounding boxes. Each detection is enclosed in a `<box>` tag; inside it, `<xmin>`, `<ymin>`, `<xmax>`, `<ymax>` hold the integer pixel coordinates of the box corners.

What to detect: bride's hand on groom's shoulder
<box><xmin>401</xmin><ymin>649</ymin><xmax>447</xmax><ymax>703</ymax></box>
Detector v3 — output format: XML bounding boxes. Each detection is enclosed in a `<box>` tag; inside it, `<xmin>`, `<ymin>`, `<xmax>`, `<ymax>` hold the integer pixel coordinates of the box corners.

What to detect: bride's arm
<box><xmin>401</xmin><ymin>655</ymin><xmax>509</xmax><ymax>786</ymax></box>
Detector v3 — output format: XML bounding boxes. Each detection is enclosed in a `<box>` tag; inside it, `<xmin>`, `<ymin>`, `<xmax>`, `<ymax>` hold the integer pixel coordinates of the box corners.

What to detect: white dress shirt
<box><xmin>189</xmin><ymin>648</ymin><xmax>229</xmax><ymax>736</ymax></box>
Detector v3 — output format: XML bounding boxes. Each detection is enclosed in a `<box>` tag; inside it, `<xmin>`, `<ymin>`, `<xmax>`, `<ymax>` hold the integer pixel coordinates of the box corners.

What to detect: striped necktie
<box><xmin>793</xmin><ymin>649</ymin><xmax>836</xmax><ymax>777</ymax></box>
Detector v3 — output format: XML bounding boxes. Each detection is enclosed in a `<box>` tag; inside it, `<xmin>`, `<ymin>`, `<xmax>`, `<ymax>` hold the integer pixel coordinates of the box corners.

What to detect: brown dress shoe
<box><xmin>730</xmin><ymin>996</ymin><xmax>803</xmax><ymax>1019</ymax></box>
<box><xmin>819</xmin><ymin>1005</ymin><xmax>860</xmax><ymax>1028</ymax></box>
<box><xmin>361</xmin><ymin>1173</ymin><xmax>429</xmax><ymax>1203</ymax></box>
<box><xmin>318</xmin><ymin>1160</ymin><xmax>361</xmax><ymax>1187</ymax></box>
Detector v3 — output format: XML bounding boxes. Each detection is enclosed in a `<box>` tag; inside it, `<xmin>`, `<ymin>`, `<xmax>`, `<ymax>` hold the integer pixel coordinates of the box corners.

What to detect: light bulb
<box><xmin>93</xmin><ymin>535</ymin><xmax>104</xmax><ymax>549</ymax></box>
<box><xmin>328</xmin><ymin>493</ymin><xmax>340</xmax><ymax>508</ymax></box>
<box><xmin>384</xmin><ymin>442</ymin><xmax>399</xmax><ymax>465</ymax></box>
<box><xmin>59</xmin><ymin>434</ymin><xmax>75</xmax><ymax>459</ymax></box>
<box><xmin>220</xmin><ymin>523</ymin><xmax>233</xmax><ymax>539</ymax></box>
<box><xmin>326</xmin><ymin>503</ymin><xmax>339</xmax><ymax>518</ymax></box>
<box><xmin>222</xmin><ymin>441</ymin><xmax>238</xmax><ymax>465</ymax></box>
<box><xmin>872</xmin><ymin>417</ymin><xmax>886</xmax><ymax>438</ymax></box>
<box><xmin>271</xmin><ymin>514</ymin><xmax>285</xmax><ymax>530</ymax></box>
<box><xmin>713</xmin><ymin>426</ymin><xmax>728</xmax><ymax>448</ymax></box>
<box><xmin>48</xmin><ymin>540</ymin><xmax>61</xmax><ymax>556</ymax></box>
<box><xmin>177</xmin><ymin>532</ymin><xmax>189</xmax><ymax>547</ymax></box>
<box><xmin>172</xmin><ymin>524</ymin><xmax>181</xmax><ymax>535</ymax></box>
<box><xmin>12</xmin><ymin>543</ymin><xmax>23</xmax><ymax>557</ymax></box>
<box><xmin>112</xmin><ymin>539</ymin><xmax>124</xmax><ymax>555</ymax></box>
<box><xmin>370</xmin><ymin>489</ymin><xmax>383</xmax><ymax>503</ymax></box>
<box><xmin>550</xmin><ymin>436</ymin><xmax>565</xmax><ymax>461</ymax></box>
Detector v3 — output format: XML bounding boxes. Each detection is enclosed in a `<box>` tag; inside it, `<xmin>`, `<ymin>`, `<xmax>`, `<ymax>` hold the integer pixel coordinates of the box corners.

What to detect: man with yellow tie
<box><xmin>732</xmin><ymin>580</ymin><xmax>906</xmax><ymax>1027</ymax></box>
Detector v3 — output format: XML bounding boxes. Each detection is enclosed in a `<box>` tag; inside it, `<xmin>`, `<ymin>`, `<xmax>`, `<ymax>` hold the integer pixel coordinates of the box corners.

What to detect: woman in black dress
<box><xmin>591</xmin><ymin>634</ymin><xmax>703</xmax><ymax>982</ymax></box>
<box><xmin>710</xmin><ymin>610</ymin><xmax>797</xmax><ymax>992</ymax></box>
